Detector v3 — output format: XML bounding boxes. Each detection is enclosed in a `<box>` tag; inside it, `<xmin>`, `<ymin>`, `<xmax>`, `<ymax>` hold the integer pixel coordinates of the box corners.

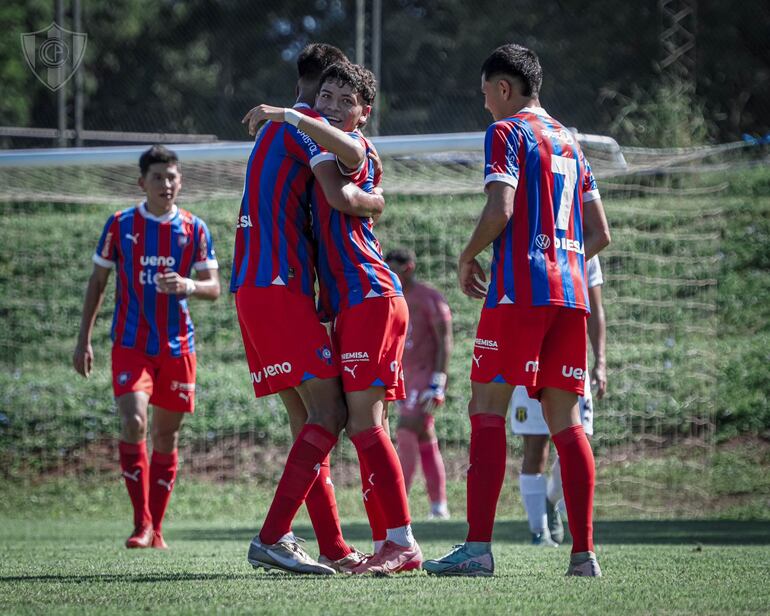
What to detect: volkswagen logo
<box><xmin>535</xmin><ymin>234</ymin><xmax>551</xmax><ymax>250</ymax></box>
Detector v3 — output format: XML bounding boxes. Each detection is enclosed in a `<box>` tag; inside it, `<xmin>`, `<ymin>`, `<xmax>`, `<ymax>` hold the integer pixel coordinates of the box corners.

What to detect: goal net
<box><xmin>0</xmin><ymin>133</ymin><xmax>757</xmax><ymax>517</ymax></box>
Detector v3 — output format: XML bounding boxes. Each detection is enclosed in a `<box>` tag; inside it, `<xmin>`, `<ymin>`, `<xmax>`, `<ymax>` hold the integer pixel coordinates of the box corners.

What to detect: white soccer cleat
<box><xmin>531</xmin><ymin>532</ymin><xmax>559</xmax><ymax>547</ymax></box>
<box><xmin>565</xmin><ymin>551</ymin><xmax>602</xmax><ymax>577</ymax></box>
<box><xmin>247</xmin><ymin>535</ymin><xmax>335</xmax><ymax>575</ymax></box>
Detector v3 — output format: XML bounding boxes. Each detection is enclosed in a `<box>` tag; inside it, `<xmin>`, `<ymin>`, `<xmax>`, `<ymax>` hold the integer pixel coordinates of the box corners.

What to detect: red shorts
<box><xmin>111</xmin><ymin>345</ymin><xmax>196</xmax><ymax>412</ymax></box>
<box><xmin>236</xmin><ymin>286</ymin><xmax>338</xmax><ymax>398</ymax></box>
<box><xmin>332</xmin><ymin>296</ymin><xmax>407</xmax><ymax>401</ymax></box>
<box><xmin>470</xmin><ymin>304</ymin><xmax>587</xmax><ymax>398</ymax></box>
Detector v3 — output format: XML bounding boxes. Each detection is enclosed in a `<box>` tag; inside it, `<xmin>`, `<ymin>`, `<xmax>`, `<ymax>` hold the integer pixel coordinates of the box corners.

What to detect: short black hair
<box><xmin>385</xmin><ymin>247</ymin><xmax>416</xmax><ymax>265</ymax></box>
<box><xmin>481</xmin><ymin>44</ymin><xmax>543</xmax><ymax>97</ymax></box>
<box><xmin>320</xmin><ymin>62</ymin><xmax>377</xmax><ymax>106</ymax></box>
<box><xmin>296</xmin><ymin>43</ymin><xmax>347</xmax><ymax>81</ymax></box>
<box><xmin>139</xmin><ymin>145</ymin><xmax>179</xmax><ymax>176</ymax></box>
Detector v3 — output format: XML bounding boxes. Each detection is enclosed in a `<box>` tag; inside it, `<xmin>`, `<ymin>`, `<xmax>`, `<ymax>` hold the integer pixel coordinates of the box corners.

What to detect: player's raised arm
<box><xmin>242</xmin><ymin>104</ymin><xmax>366</xmax><ymax>171</ymax></box>
<box><xmin>458</xmin><ymin>181</ymin><xmax>515</xmax><ymax>299</ymax></box>
<box><xmin>587</xmin><ymin>282</ymin><xmax>607</xmax><ymax>399</ymax></box>
<box><xmin>73</xmin><ymin>263</ymin><xmax>111</xmax><ymax>377</ymax></box>
<box><xmin>312</xmin><ymin>160</ymin><xmax>384</xmax><ymax>218</ymax></box>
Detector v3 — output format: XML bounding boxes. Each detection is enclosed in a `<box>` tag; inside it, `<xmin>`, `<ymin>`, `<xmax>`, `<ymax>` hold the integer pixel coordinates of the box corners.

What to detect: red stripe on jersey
<box><xmin>156</xmin><ymin>221</ymin><xmax>171</xmax><ymax>353</ymax></box>
<box><xmin>270</xmin><ymin>155</ymin><xmax>295</xmax><ymax>283</ymax></box>
<box><xmin>112</xmin><ymin>213</ymin><xmax>129</xmax><ymax>345</ymax></box>
<box><xmin>132</xmin><ymin>213</ymin><xmax>149</xmax><ymax>353</ymax></box>
<box><xmin>176</xmin><ymin>213</ymin><xmax>196</xmax><ymax>355</ymax></box>
<box><xmin>241</xmin><ymin>124</ymin><xmax>278</xmax><ymax>286</ymax></box>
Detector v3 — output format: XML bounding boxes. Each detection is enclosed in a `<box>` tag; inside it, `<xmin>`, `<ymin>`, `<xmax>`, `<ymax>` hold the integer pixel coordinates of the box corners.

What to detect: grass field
<box><xmin>2</xmin><ymin>480</ymin><xmax>770</xmax><ymax>615</ymax></box>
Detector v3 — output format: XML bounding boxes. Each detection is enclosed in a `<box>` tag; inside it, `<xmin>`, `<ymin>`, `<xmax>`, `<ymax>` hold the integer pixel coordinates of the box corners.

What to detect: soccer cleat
<box><xmin>423</xmin><ymin>543</ymin><xmax>494</xmax><ymax>577</ymax></box>
<box><xmin>151</xmin><ymin>531</ymin><xmax>168</xmax><ymax>549</ymax></box>
<box><xmin>125</xmin><ymin>526</ymin><xmax>154</xmax><ymax>549</ymax></box>
<box><xmin>352</xmin><ymin>540</ymin><xmax>422</xmax><ymax>575</ymax></box>
<box><xmin>531</xmin><ymin>532</ymin><xmax>559</xmax><ymax>547</ymax></box>
<box><xmin>565</xmin><ymin>551</ymin><xmax>602</xmax><ymax>577</ymax></box>
<box><xmin>427</xmin><ymin>503</ymin><xmax>451</xmax><ymax>520</ymax></box>
<box><xmin>546</xmin><ymin>499</ymin><xmax>564</xmax><ymax>544</ymax></box>
<box><xmin>318</xmin><ymin>547</ymin><xmax>370</xmax><ymax>574</ymax></box>
<box><xmin>247</xmin><ymin>535</ymin><xmax>335</xmax><ymax>575</ymax></box>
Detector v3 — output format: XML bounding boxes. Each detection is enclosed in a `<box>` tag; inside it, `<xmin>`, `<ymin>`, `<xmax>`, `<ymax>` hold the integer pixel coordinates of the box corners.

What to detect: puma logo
<box><xmin>472</xmin><ymin>354</ymin><xmax>482</xmax><ymax>368</ymax></box>
<box><xmin>157</xmin><ymin>478</ymin><xmax>174</xmax><ymax>492</ymax></box>
<box><xmin>178</xmin><ymin>392</ymin><xmax>190</xmax><ymax>402</ymax></box>
<box><xmin>368</xmin><ymin>473</ymin><xmax>375</xmax><ymax>485</ymax></box>
<box><xmin>344</xmin><ymin>365</ymin><xmax>358</xmax><ymax>379</ymax></box>
<box><xmin>125</xmin><ymin>233</ymin><xmax>139</xmax><ymax>245</ymax></box>
<box><xmin>362</xmin><ymin>488</ymin><xmax>372</xmax><ymax>502</ymax></box>
<box><xmin>122</xmin><ymin>469</ymin><xmax>141</xmax><ymax>482</ymax></box>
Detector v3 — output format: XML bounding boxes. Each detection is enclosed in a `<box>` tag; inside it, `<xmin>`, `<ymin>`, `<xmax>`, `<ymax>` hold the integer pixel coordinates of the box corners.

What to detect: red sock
<box><xmin>466</xmin><ymin>413</ymin><xmax>506</xmax><ymax>542</ymax></box>
<box><xmin>260</xmin><ymin>424</ymin><xmax>337</xmax><ymax>545</ymax></box>
<box><xmin>420</xmin><ymin>439</ymin><xmax>447</xmax><ymax>504</ymax></box>
<box><xmin>396</xmin><ymin>428</ymin><xmax>420</xmax><ymax>493</ymax></box>
<box><xmin>149</xmin><ymin>450</ymin><xmax>178</xmax><ymax>533</ymax></box>
<box><xmin>351</xmin><ymin>426</ymin><xmax>410</xmax><ymax>529</ymax></box>
<box><xmin>119</xmin><ymin>440</ymin><xmax>151</xmax><ymax>530</ymax></box>
<box><xmin>552</xmin><ymin>425</ymin><xmax>595</xmax><ymax>553</ymax></box>
<box><xmin>305</xmin><ymin>455</ymin><xmax>350</xmax><ymax>561</ymax></box>
<box><xmin>358</xmin><ymin>454</ymin><xmax>387</xmax><ymax>542</ymax></box>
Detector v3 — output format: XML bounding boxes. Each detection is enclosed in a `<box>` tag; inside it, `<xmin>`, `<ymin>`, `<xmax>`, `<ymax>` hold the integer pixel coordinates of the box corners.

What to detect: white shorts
<box><xmin>509</xmin><ymin>385</ymin><xmax>594</xmax><ymax>436</ymax></box>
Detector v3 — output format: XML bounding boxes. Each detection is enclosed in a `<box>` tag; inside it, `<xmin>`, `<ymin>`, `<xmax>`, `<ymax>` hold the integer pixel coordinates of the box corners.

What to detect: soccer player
<box><xmin>386</xmin><ymin>247</ymin><xmax>453</xmax><ymax>520</ymax></box>
<box><xmin>234</xmin><ymin>48</ymin><xmax>387</xmax><ymax>575</ymax></box>
<box><xmin>248</xmin><ymin>62</ymin><xmax>422</xmax><ymax>575</ymax></box>
<box><xmin>423</xmin><ymin>44</ymin><xmax>611</xmax><ymax>578</ymax></box>
<box><xmin>73</xmin><ymin>145</ymin><xmax>221</xmax><ymax>549</ymax></box>
<box><xmin>511</xmin><ymin>255</ymin><xmax>606</xmax><ymax>547</ymax></box>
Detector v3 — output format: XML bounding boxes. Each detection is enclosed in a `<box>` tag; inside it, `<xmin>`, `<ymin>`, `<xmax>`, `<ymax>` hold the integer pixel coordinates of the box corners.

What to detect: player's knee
<box><xmin>121</xmin><ymin>412</ymin><xmax>147</xmax><ymax>439</ymax></box>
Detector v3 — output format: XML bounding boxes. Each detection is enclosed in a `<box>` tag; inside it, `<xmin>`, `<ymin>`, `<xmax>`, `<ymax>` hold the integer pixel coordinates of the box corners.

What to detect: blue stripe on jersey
<box><xmin>571</xmin><ymin>146</ymin><xmax>589</xmax><ymax>312</ymax></box>
<box><xmin>294</xmin><ymin>201</ymin><xmax>312</xmax><ymax>296</ymax></box>
<box><xmin>346</xmin><ymin>217</ymin><xmax>386</xmax><ymax>300</ymax></box>
<box><xmin>119</xmin><ymin>212</ymin><xmax>140</xmax><ymax>347</ymax></box>
<box><xmin>522</xmin><ymin>121</ymin><xmax>550</xmax><ymax>305</ymax></box>
<box><xmin>541</xmin><ymin>117</ymin><xmax>577</xmax><ymax>308</ymax></box>
<box><xmin>277</xmin><ymin>163</ymin><xmax>302</xmax><ymax>285</ymax></box>
<box><xmin>329</xmin><ymin>211</ymin><xmax>363</xmax><ymax>305</ymax></box>
<box><xmin>143</xmin><ymin>220</ymin><xmax>160</xmax><ymax>355</ymax></box>
<box><xmin>231</xmin><ymin>137</ymin><xmax>263</xmax><ymax>292</ymax></box>
<box><xmin>167</xmin><ymin>219</ymin><xmax>184</xmax><ymax>357</ymax></box>
<box><xmin>485</xmin><ymin>237</ymin><xmax>501</xmax><ymax>308</ymax></box>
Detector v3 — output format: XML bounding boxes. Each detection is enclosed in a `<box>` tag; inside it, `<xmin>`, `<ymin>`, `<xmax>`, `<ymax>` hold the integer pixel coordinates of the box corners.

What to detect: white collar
<box><xmin>139</xmin><ymin>202</ymin><xmax>178</xmax><ymax>223</ymax></box>
<box><xmin>519</xmin><ymin>106</ymin><xmax>549</xmax><ymax>117</ymax></box>
<box><xmin>293</xmin><ymin>102</ymin><xmax>311</xmax><ymax>109</ymax></box>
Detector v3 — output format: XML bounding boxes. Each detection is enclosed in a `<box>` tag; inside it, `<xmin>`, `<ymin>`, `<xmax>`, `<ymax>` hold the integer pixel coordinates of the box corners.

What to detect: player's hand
<box><xmin>418</xmin><ymin>372</ymin><xmax>447</xmax><ymax>411</ymax></box>
<box><xmin>458</xmin><ymin>256</ymin><xmax>488</xmax><ymax>299</ymax></box>
<box><xmin>156</xmin><ymin>271</ymin><xmax>195</xmax><ymax>296</ymax></box>
<box><xmin>73</xmin><ymin>340</ymin><xmax>94</xmax><ymax>378</ymax></box>
<box><xmin>591</xmin><ymin>361</ymin><xmax>607</xmax><ymax>399</ymax></box>
<box><xmin>242</xmin><ymin>104</ymin><xmax>286</xmax><ymax>136</ymax></box>
<box><xmin>368</xmin><ymin>146</ymin><xmax>383</xmax><ymax>186</ymax></box>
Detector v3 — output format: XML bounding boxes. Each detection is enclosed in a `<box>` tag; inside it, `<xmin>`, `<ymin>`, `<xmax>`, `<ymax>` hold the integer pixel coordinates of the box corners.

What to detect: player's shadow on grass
<box><xmin>0</xmin><ymin>573</ymin><xmax>259</xmax><ymax>584</ymax></box>
<box><xmin>174</xmin><ymin>519</ymin><xmax>770</xmax><ymax>545</ymax></box>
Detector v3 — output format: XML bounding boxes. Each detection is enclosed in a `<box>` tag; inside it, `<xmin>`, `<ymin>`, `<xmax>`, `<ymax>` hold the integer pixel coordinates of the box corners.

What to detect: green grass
<box><xmin>1</xmin><ymin>487</ymin><xmax>770</xmax><ymax>615</ymax></box>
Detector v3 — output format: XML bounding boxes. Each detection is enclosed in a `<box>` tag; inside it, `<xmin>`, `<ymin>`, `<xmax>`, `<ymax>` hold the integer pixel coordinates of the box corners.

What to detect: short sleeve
<box><xmin>581</xmin><ymin>152</ymin><xmax>600</xmax><ymax>203</ymax></box>
<box><xmin>92</xmin><ymin>214</ymin><xmax>118</xmax><ymax>268</ymax></box>
<box><xmin>484</xmin><ymin>121</ymin><xmax>520</xmax><ymax>189</ymax></box>
<box><xmin>286</xmin><ymin>109</ymin><xmax>332</xmax><ymax>169</ymax></box>
<box><xmin>193</xmin><ymin>219</ymin><xmax>218</xmax><ymax>271</ymax></box>
<box><xmin>586</xmin><ymin>255</ymin><xmax>604</xmax><ymax>287</ymax></box>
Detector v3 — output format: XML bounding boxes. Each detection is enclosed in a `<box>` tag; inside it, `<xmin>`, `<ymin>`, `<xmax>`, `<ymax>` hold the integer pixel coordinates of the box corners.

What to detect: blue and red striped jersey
<box><xmin>311</xmin><ymin>131</ymin><xmax>402</xmax><ymax>318</ymax></box>
<box><xmin>93</xmin><ymin>202</ymin><xmax>218</xmax><ymax>357</ymax></box>
<box><xmin>483</xmin><ymin>106</ymin><xmax>600</xmax><ymax>312</ymax></box>
<box><xmin>230</xmin><ymin>105</ymin><xmax>331</xmax><ymax>297</ymax></box>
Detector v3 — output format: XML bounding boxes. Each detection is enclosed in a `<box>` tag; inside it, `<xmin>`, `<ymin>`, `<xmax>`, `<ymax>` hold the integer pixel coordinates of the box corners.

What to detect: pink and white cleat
<box><xmin>352</xmin><ymin>540</ymin><xmax>422</xmax><ymax>575</ymax></box>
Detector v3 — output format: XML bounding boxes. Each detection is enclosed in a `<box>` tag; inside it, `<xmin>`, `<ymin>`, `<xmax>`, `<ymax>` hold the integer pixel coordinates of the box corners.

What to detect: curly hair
<box><xmin>319</xmin><ymin>62</ymin><xmax>377</xmax><ymax>106</ymax></box>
